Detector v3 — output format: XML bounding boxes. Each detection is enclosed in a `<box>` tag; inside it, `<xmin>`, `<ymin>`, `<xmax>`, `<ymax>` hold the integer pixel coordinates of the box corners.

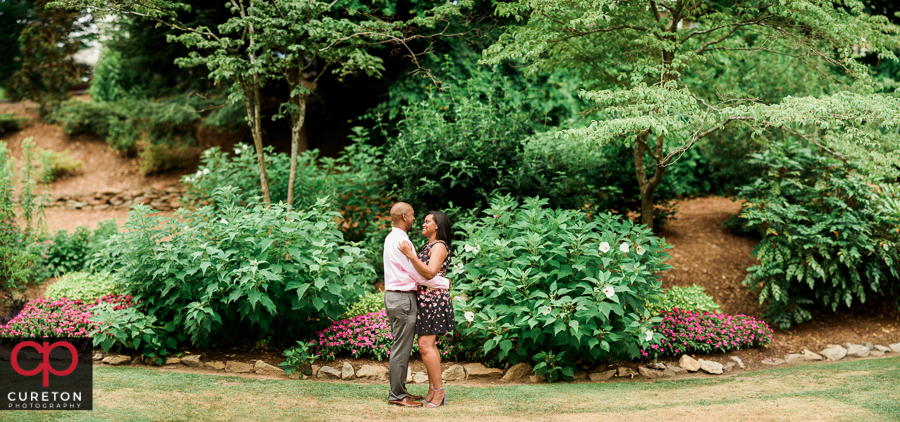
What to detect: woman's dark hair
<box><xmin>427</xmin><ymin>211</ymin><xmax>453</xmax><ymax>253</ymax></box>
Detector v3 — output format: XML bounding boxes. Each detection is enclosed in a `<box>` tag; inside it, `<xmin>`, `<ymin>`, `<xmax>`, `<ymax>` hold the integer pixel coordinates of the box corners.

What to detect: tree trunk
<box><xmin>247</xmin><ymin>82</ymin><xmax>272</xmax><ymax>204</ymax></box>
<box><xmin>633</xmin><ymin>133</ymin><xmax>667</xmax><ymax>230</ymax></box>
<box><xmin>286</xmin><ymin>75</ymin><xmax>311</xmax><ymax>207</ymax></box>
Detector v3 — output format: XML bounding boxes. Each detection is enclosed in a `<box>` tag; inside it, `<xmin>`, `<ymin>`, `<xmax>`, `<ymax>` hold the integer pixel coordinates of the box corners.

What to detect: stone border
<box><xmin>41</xmin><ymin>185</ymin><xmax>184</xmax><ymax>212</ymax></box>
<box><xmin>91</xmin><ymin>341</ymin><xmax>900</xmax><ymax>383</ymax></box>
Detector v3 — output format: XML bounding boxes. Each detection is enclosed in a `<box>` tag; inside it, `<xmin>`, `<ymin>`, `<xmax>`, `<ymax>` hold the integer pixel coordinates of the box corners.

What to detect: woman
<box><xmin>398</xmin><ymin>210</ymin><xmax>455</xmax><ymax>408</ymax></box>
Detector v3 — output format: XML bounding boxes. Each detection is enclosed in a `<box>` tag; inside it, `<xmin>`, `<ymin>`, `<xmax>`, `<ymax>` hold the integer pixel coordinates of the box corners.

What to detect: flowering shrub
<box><xmin>0</xmin><ymin>294</ymin><xmax>132</xmax><ymax>338</ymax></box>
<box><xmin>90</xmin><ymin>187</ymin><xmax>372</xmax><ymax>354</ymax></box>
<box><xmin>452</xmin><ymin>195</ymin><xmax>672</xmax><ymax>381</ymax></box>
<box><xmin>314</xmin><ymin>310</ymin><xmax>479</xmax><ymax>362</ymax></box>
<box><xmin>641</xmin><ymin>309</ymin><xmax>773</xmax><ymax>359</ymax></box>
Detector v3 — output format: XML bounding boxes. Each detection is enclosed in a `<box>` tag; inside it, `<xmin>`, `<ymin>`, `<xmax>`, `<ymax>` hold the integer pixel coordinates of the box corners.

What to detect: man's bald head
<box><xmin>390</xmin><ymin>202</ymin><xmax>415</xmax><ymax>231</ymax></box>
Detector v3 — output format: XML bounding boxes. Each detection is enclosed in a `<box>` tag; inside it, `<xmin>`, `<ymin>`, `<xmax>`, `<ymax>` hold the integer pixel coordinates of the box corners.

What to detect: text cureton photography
<box><xmin>0</xmin><ymin>338</ymin><xmax>93</xmax><ymax>411</ymax></box>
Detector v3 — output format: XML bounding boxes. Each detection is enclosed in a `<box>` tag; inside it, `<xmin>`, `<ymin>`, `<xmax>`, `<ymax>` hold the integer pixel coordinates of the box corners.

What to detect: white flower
<box><xmin>202</xmin><ymin>168</ymin><xmax>210</xmax><ymax>175</ymax></box>
<box><xmin>464</xmin><ymin>244</ymin><xmax>480</xmax><ymax>254</ymax></box>
<box><xmin>619</xmin><ymin>243</ymin><xmax>630</xmax><ymax>254</ymax></box>
<box><xmin>452</xmin><ymin>263</ymin><xmax>464</xmax><ymax>275</ymax></box>
<box><xmin>541</xmin><ymin>306</ymin><xmax>552</xmax><ymax>315</ymax></box>
<box><xmin>636</xmin><ymin>245</ymin><xmax>645</xmax><ymax>256</ymax></box>
<box><xmin>598</xmin><ymin>242</ymin><xmax>610</xmax><ymax>253</ymax></box>
<box><xmin>602</xmin><ymin>285</ymin><xmax>615</xmax><ymax>299</ymax></box>
<box><xmin>221</xmin><ymin>218</ymin><xmax>228</xmax><ymax>225</ymax></box>
<box><xmin>644</xmin><ymin>331</ymin><xmax>653</xmax><ymax>342</ymax></box>
<box><xmin>464</xmin><ymin>311</ymin><xmax>475</xmax><ymax>322</ymax></box>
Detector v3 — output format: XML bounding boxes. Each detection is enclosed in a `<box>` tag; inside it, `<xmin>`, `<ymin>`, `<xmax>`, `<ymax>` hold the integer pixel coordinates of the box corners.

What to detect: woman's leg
<box><xmin>418</xmin><ymin>335</ymin><xmax>443</xmax><ymax>404</ymax></box>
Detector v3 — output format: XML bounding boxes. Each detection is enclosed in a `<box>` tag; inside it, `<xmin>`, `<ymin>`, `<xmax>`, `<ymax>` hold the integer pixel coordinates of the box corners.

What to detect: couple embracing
<box><xmin>383</xmin><ymin>202</ymin><xmax>455</xmax><ymax>408</ymax></box>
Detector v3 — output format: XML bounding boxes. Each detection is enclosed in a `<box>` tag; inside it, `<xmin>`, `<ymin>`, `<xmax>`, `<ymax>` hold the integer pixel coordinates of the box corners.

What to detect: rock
<box><xmin>311</xmin><ymin>365</ymin><xmax>321</xmax><ymax>379</ymax></box>
<box><xmin>723</xmin><ymin>362</ymin><xmax>735</xmax><ymax>372</ymax></box>
<box><xmin>802</xmin><ymin>350</ymin><xmax>823</xmax><ymax>361</ymax></box>
<box><xmin>638</xmin><ymin>366</ymin><xmax>669</xmax><ymax>379</ymax></box>
<box><xmin>103</xmin><ymin>355</ymin><xmax>131</xmax><ymax>366</ymax></box>
<box><xmin>255</xmin><ymin>360</ymin><xmax>286</xmax><ymax>377</ymax></box>
<box><xmin>182</xmin><ymin>355</ymin><xmax>203</xmax><ymax>368</ymax></box>
<box><xmin>288</xmin><ymin>371</ymin><xmax>300</xmax><ymax>380</ymax></box>
<box><xmin>341</xmin><ymin>362</ymin><xmax>355</xmax><ymax>380</ymax></box>
<box><xmin>500</xmin><ymin>362</ymin><xmax>532</xmax><ymax>383</ymax></box>
<box><xmin>679</xmin><ymin>355</ymin><xmax>701</xmax><ymax>372</ymax></box>
<box><xmin>357</xmin><ymin>365</ymin><xmax>389</xmax><ymax>381</ymax></box>
<box><xmin>670</xmin><ymin>366</ymin><xmax>686</xmax><ymax>374</ymax></box>
<box><xmin>225</xmin><ymin>361</ymin><xmax>254</xmax><ymax>373</ymax></box>
<box><xmin>574</xmin><ymin>370</ymin><xmax>588</xmax><ymax>381</ymax></box>
<box><xmin>649</xmin><ymin>362</ymin><xmax>666</xmax><ymax>370</ymax></box>
<box><xmin>874</xmin><ymin>345</ymin><xmax>891</xmax><ymax>353</ymax></box>
<box><xmin>784</xmin><ymin>354</ymin><xmax>805</xmax><ymax>364</ymax></box>
<box><xmin>92</xmin><ymin>353</ymin><xmax>103</xmax><ymax>361</ymax></box>
<box><xmin>617</xmin><ymin>367</ymin><xmax>637</xmax><ymax>378</ymax></box>
<box><xmin>130</xmin><ymin>356</ymin><xmax>143</xmax><ymax>365</ymax></box>
<box><xmin>406</xmin><ymin>369</ymin><xmax>413</xmax><ymax>383</ymax></box>
<box><xmin>761</xmin><ymin>358</ymin><xmax>785</xmax><ymax>366</ymax></box>
<box><xmin>890</xmin><ymin>343</ymin><xmax>900</xmax><ymax>353</ymax></box>
<box><xmin>463</xmin><ymin>363</ymin><xmax>503</xmax><ymax>379</ymax></box>
<box><xmin>412</xmin><ymin>372</ymin><xmax>429</xmax><ymax>384</ymax></box>
<box><xmin>205</xmin><ymin>361</ymin><xmax>226</xmax><ymax>370</ymax></box>
<box><xmin>442</xmin><ymin>365</ymin><xmax>466</xmax><ymax>382</ymax></box>
<box><xmin>317</xmin><ymin>366</ymin><xmax>342</xmax><ymax>380</ymax></box>
<box><xmin>870</xmin><ymin>350</ymin><xmax>885</xmax><ymax>357</ymax></box>
<box><xmin>729</xmin><ymin>356</ymin><xmax>745</xmax><ymax>369</ymax></box>
<box><xmin>845</xmin><ymin>344</ymin><xmax>870</xmax><ymax>358</ymax></box>
<box><xmin>529</xmin><ymin>374</ymin><xmax>548</xmax><ymax>383</ymax></box>
<box><xmin>820</xmin><ymin>345</ymin><xmax>848</xmax><ymax>361</ymax></box>
<box><xmin>165</xmin><ymin>357</ymin><xmax>182</xmax><ymax>365</ymax></box>
<box><xmin>698</xmin><ymin>359</ymin><xmax>723</xmax><ymax>375</ymax></box>
<box><xmin>589</xmin><ymin>369</ymin><xmax>617</xmax><ymax>382</ymax></box>
<box><xmin>865</xmin><ymin>342</ymin><xmax>874</xmax><ymax>349</ymax></box>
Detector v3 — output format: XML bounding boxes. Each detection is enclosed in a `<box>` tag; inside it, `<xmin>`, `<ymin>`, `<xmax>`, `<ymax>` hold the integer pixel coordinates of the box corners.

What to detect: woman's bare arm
<box><xmin>399</xmin><ymin>241</ymin><xmax>447</xmax><ymax>279</ymax></box>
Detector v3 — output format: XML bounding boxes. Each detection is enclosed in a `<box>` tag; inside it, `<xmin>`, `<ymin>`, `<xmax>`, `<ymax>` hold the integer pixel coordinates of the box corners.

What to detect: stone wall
<box><xmin>43</xmin><ymin>184</ymin><xmax>184</xmax><ymax>212</ymax></box>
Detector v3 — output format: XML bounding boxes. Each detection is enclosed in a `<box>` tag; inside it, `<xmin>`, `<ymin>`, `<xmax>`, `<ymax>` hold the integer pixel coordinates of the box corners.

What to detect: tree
<box><xmin>0</xmin><ymin>0</ymin><xmax>33</xmax><ymax>84</ymax></box>
<box><xmin>52</xmin><ymin>0</ymin><xmax>468</xmax><ymax>205</ymax></box>
<box><xmin>482</xmin><ymin>0</ymin><xmax>900</xmax><ymax>229</ymax></box>
<box><xmin>7</xmin><ymin>0</ymin><xmax>90</xmax><ymax>116</ymax></box>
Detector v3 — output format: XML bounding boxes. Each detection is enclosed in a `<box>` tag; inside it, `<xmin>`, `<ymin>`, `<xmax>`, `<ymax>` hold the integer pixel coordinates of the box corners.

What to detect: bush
<box><xmin>648</xmin><ymin>285</ymin><xmax>721</xmax><ymax>315</ymax></box>
<box><xmin>735</xmin><ymin>141</ymin><xmax>900</xmax><ymax>329</ymax></box>
<box><xmin>451</xmin><ymin>195</ymin><xmax>672</xmax><ymax>381</ymax></box>
<box><xmin>0</xmin><ymin>113</ymin><xmax>23</xmax><ymax>135</ymax></box>
<box><xmin>343</xmin><ymin>291</ymin><xmax>384</xmax><ymax>319</ymax></box>
<box><xmin>90</xmin><ymin>187</ymin><xmax>373</xmax><ymax>357</ymax></box>
<box><xmin>0</xmin><ymin>294</ymin><xmax>132</xmax><ymax>338</ymax></box>
<box><xmin>89</xmin><ymin>300</ymin><xmax>171</xmax><ymax>363</ymax></box>
<box><xmin>641</xmin><ymin>309</ymin><xmax>773</xmax><ymax>359</ymax></box>
<box><xmin>33</xmin><ymin>220</ymin><xmax>118</xmax><ymax>279</ymax></box>
<box><xmin>137</xmin><ymin>142</ymin><xmax>194</xmax><ymax>175</ymax></box>
<box><xmin>39</xmin><ymin>148</ymin><xmax>82</xmax><ymax>183</ymax></box>
<box><xmin>0</xmin><ymin>141</ymin><xmax>39</xmax><ymax>296</ymax></box>
<box><xmin>314</xmin><ymin>310</ymin><xmax>479</xmax><ymax>362</ymax></box>
<box><xmin>44</xmin><ymin>272</ymin><xmax>120</xmax><ymax>302</ymax></box>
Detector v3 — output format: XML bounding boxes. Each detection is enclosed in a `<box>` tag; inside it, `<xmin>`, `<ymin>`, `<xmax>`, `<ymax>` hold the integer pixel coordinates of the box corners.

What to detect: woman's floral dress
<box><xmin>415</xmin><ymin>240</ymin><xmax>455</xmax><ymax>335</ymax></box>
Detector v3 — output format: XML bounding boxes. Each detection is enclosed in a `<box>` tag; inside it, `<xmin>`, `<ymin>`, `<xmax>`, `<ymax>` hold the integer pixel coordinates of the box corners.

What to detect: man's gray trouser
<box><xmin>385</xmin><ymin>291</ymin><xmax>417</xmax><ymax>401</ymax></box>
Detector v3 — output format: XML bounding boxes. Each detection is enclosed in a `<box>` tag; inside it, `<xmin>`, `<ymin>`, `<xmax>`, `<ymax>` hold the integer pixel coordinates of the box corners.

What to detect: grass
<box><xmin>4</xmin><ymin>357</ymin><xmax>900</xmax><ymax>422</ymax></box>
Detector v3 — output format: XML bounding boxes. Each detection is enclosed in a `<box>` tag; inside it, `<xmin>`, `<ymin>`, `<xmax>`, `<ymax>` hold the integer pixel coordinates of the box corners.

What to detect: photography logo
<box><xmin>1</xmin><ymin>338</ymin><xmax>93</xmax><ymax>411</ymax></box>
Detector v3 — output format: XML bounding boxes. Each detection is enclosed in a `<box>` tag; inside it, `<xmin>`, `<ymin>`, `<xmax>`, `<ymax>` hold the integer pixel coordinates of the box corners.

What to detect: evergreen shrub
<box><xmin>451</xmin><ymin>195</ymin><xmax>672</xmax><ymax>381</ymax></box>
<box><xmin>44</xmin><ymin>272</ymin><xmax>120</xmax><ymax>302</ymax></box>
<box><xmin>735</xmin><ymin>141</ymin><xmax>900</xmax><ymax>329</ymax></box>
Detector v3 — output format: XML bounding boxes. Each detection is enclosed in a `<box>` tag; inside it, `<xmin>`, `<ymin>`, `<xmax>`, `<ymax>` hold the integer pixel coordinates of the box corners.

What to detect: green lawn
<box><xmin>4</xmin><ymin>357</ymin><xmax>900</xmax><ymax>422</ymax></box>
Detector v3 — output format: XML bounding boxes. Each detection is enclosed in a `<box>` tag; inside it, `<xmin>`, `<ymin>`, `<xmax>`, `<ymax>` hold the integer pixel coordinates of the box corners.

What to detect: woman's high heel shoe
<box><xmin>425</xmin><ymin>387</ymin><xmax>446</xmax><ymax>408</ymax></box>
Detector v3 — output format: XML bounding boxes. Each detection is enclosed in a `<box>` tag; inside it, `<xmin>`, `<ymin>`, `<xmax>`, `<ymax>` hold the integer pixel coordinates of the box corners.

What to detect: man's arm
<box><xmin>389</xmin><ymin>259</ymin><xmax>450</xmax><ymax>289</ymax></box>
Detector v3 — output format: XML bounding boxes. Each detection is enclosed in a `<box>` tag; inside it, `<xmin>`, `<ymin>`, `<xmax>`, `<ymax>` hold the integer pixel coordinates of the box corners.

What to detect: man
<box><xmin>383</xmin><ymin>202</ymin><xmax>426</xmax><ymax>407</ymax></box>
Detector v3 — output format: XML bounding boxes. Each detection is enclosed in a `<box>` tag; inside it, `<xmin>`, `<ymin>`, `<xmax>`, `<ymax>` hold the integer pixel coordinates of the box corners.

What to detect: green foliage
<box><xmin>183</xmin><ymin>132</ymin><xmax>387</xmax><ymax>242</ymax></box>
<box><xmin>280</xmin><ymin>340</ymin><xmax>318</xmax><ymax>378</ymax></box>
<box><xmin>0</xmin><ymin>141</ymin><xmax>39</xmax><ymax>297</ymax></box>
<box><xmin>34</xmin><ymin>220</ymin><xmax>118</xmax><ymax>279</ymax></box>
<box><xmin>44</xmin><ymin>271</ymin><xmax>120</xmax><ymax>302</ymax></box>
<box><xmin>91</xmin><ymin>187</ymin><xmax>373</xmax><ymax>356</ymax></box>
<box><xmin>39</xmin><ymin>148</ymin><xmax>83</xmax><ymax>183</ymax></box>
<box><xmin>452</xmin><ymin>195</ymin><xmax>672</xmax><ymax>381</ymax></box>
<box><xmin>735</xmin><ymin>141</ymin><xmax>900</xmax><ymax>329</ymax></box>
<box><xmin>6</xmin><ymin>0</ymin><xmax>91</xmax><ymax>116</ymax></box>
<box><xmin>342</xmin><ymin>291</ymin><xmax>383</xmax><ymax>319</ymax></box>
<box><xmin>647</xmin><ymin>285</ymin><xmax>721</xmax><ymax>315</ymax></box>
<box><xmin>0</xmin><ymin>113</ymin><xmax>24</xmax><ymax>136</ymax></box>
<box><xmin>90</xmin><ymin>301</ymin><xmax>177</xmax><ymax>364</ymax></box>
<box><xmin>137</xmin><ymin>143</ymin><xmax>193</xmax><ymax>175</ymax></box>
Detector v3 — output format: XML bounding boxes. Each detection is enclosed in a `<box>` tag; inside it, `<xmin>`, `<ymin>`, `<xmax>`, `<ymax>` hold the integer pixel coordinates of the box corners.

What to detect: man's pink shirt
<box><xmin>383</xmin><ymin>227</ymin><xmax>450</xmax><ymax>290</ymax></box>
